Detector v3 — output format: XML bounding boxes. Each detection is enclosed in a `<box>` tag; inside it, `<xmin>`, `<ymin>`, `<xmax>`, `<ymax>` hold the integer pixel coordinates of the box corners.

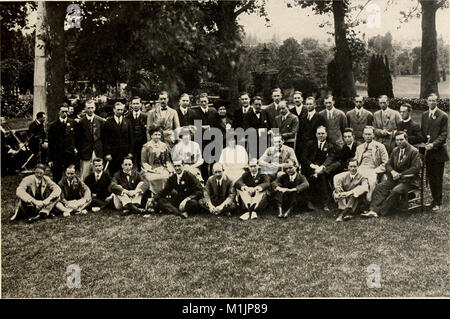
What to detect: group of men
<box><xmin>13</xmin><ymin>89</ymin><xmax>448</xmax><ymax>223</ymax></box>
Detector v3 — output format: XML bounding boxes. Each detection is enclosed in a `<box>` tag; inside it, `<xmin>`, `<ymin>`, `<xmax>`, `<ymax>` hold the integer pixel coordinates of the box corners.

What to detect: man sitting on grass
<box><xmin>109</xmin><ymin>156</ymin><xmax>147</xmax><ymax>215</ymax></box>
<box><xmin>202</xmin><ymin>163</ymin><xmax>236</xmax><ymax>216</ymax></box>
<box><xmin>84</xmin><ymin>157</ymin><xmax>112</xmax><ymax>212</ymax></box>
<box><xmin>13</xmin><ymin>163</ymin><xmax>61</xmax><ymax>223</ymax></box>
<box><xmin>234</xmin><ymin>159</ymin><xmax>271</xmax><ymax>221</ymax></box>
<box><xmin>333</xmin><ymin>159</ymin><xmax>369</xmax><ymax>222</ymax></box>
<box><xmin>55</xmin><ymin>164</ymin><xmax>92</xmax><ymax>217</ymax></box>
<box><xmin>364</xmin><ymin>131</ymin><xmax>422</xmax><ymax>218</ymax></box>
<box><xmin>272</xmin><ymin>159</ymin><xmax>309</xmax><ymax>218</ymax></box>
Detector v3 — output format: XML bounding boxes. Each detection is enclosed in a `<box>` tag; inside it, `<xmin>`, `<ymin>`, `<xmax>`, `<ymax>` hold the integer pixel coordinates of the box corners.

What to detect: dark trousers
<box><xmin>51</xmin><ymin>153</ymin><xmax>75</xmax><ymax>183</ymax></box>
<box><xmin>132</xmin><ymin>142</ymin><xmax>144</xmax><ymax>170</ymax></box>
<box><xmin>157</xmin><ymin>197</ymin><xmax>200</xmax><ymax>215</ymax></box>
<box><xmin>370</xmin><ymin>179</ymin><xmax>414</xmax><ymax>215</ymax></box>
<box><xmin>425</xmin><ymin>158</ymin><xmax>445</xmax><ymax>206</ymax></box>
<box><xmin>307</xmin><ymin>174</ymin><xmax>332</xmax><ymax>207</ymax></box>
<box><xmin>273</xmin><ymin>191</ymin><xmax>308</xmax><ymax>211</ymax></box>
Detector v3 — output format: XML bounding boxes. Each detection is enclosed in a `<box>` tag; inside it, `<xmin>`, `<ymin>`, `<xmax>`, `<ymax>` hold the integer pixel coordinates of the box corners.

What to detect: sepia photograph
<box><xmin>1</xmin><ymin>0</ymin><xmax>449</xmax><ymax>301</ymax></box>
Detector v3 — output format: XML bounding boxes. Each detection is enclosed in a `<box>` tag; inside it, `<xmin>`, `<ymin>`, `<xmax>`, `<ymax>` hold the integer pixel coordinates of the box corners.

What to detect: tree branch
<box><xmin>436</xmin><ymin>0</ymin><xmax>448</xmax><ymax>9</ymax></box>
<box><xmin>234</xmin><ymin>0</ymin><xmax>256</xmax><ymax>17</ymax></box>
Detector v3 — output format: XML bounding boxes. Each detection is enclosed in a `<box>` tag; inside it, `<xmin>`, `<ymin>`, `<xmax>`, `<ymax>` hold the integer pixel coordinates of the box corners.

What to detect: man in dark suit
<box><xmin>28</xmin><ymin>111</ymin><xmax>47</xmax><ymax>164</ymax></box>
<box><xmin>339</xmin><ymin>128</ymin><xmax>357</xmax><ymax>173</ymax></box>
<box><xmin>346</xmin><ymin>96</ymin><xmax>373</xmax><ymax>144</ymax></box>
<box><xmin>301</xmin><ymin>125</ymin><xmax>340</xmax><ymax>210</ymax></box>
<box><xmin>102</xmin><ymin>102</ymin><xmax>135</xmax><ymax>175</ymax></box>
<box><xmin>109</xmin><ymin>156</ymin><xmax>147</xmax><ymax>214</ymax></box>
<box><xmin>243</xmin><ymin>96</ymin><xmax>270</xmax><ymax>159</ymax></box>
<box><xmin>48</xmin><ymin>104</ymin><xmax>77</xmax><ymax>183</ymax></box>
<box><xmin>202</xmin><ymin>163</ymin><xmax>236</xmax><ymax>216</ymax></box>
<box><xmin>233</xmin><ymin>92</ymin><xmax>252</xmax><ymax>130</ymax></box>
<box><xmin>289</xmin><ymin>91</ymin><xmax>308</xmax><ymax>120</ymax></box>
<box><xmin>76</xmin><ymin>100</ymin><xmax>106</xmax><ymax>180</ymax></box>
<box><xmin>126</xmin><ymin>96</ymin><xmax>147</xmax><ymax>170</ymax></box>
<box><xmin>273</xmin><ymin>101</ymin><xmax>299</xmax><ymax>149</ymax></box>
<box><xmin>398</xmin><ymin>103</ymin><xmax>424</xmax><ymax>146</ymax></box>
<box><xmin>365</xmin><ymin>131</ymin><xmax>422</xmax><ymax>217</ymax></box>
<box><xmin>176</xmin><ymin>93</ymin><xmax>195</xmax><ymax>131</ymax></box>
<box><xmin>150</xmin><ymin>160</ymin><xmax>204</xmax><ymax>218</ymax></box>
<box><xmin>272</xmin><ymin>159</ymin><xmax>309</xmax><ymax>218</ymax></box>
<box><xmin>84</xmin><ymin>158</ymin><xmax>112</xmax><ymax>212</ymax></box>
<box><xmin>296</xmin><ymin>96</ymin><xmax>327</xmax><ymax>160</ymax></box>
<box><xmin>420</xmin><ymin>93</ymin><xmax>449</xmax><ymax>211</ymax></box>
<box><xmin>234</xmin><ymin>160</ymin><xmax>271</xmax><ymax>220</ymax></box>
<box><xmin>265</xmin><ymin>88</ymin><xmax>283</xmax><ymax>129</ymax></box>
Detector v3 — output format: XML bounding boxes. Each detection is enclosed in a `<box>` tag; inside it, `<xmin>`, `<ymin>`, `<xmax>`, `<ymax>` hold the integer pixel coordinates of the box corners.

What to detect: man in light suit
<box><xmin>13</xmin><ymin>163</ymin><xmax>61</xmax><ymax>223</ymax></box>
<box><xmin>319</xmin><ymin>95</ymin><xmax>347</xmax><ymax>147</ymax></box>
<box><xmin>364</xmin><ymin>131</ymin><xmax>422</xmax><ymax>218</ymax></box>
<box><xmin>146</xmin><ymin>91</ymin><xmax>180</xmax><ymax>145</ymax></box>
<box><xmin>265</xmin><ymin>88</ymin><xmax>283</xmax><ymax>129</ymax></box>
<box><xmin>76</xmin><ymin>100</ymin><xmax>105</xmax><ymax>180</ymax></box>
<box><xmin>126</xmin><ymin>96</ymin><xmax>148</xmax><ymax>170</ymax></box>
<box><xmin>202</xmin><ymin>163</ymin><xmax>236</xmax><ymax>216</ymax></box>
<box><xmin>333</xmin><ymin>159</ymin><xmax>369</xmax><ymax>222</ymax></box>
<box><xmin>273</xmin><ymin>101</ymin><xmax>299</xmax><ymax>149</ymax></box>
<box><xmin>354</xmin><ymin>126</ymin><xmax>389</xmax><ymax>201</ymax></box>
<box><xmin>259</xmin><ymin>135</ymin><xmax>298</xmax><ymax>176</ymax></box>
<box><xmin>346</xmin><ymin>95</ymin><xmax>373</xmax><ymax>144</ymax></box>
<box><xmin>373</xmin><ymin>95</ymin><xmax>401</xmax><ymax>154</ymax></box>
<box><xmin>420</xmin><ymin>93</ymin><xmax>449</xmax><ymax>211</ymax></box>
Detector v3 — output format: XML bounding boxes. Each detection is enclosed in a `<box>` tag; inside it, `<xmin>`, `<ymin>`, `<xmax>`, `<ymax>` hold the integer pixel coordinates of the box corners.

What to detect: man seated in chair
<box><xmin>13</xmin><ymin>163</ymin><xmax>62</xmax><ymax>223</ymax></box>
<box><xmin>202</xmin><ymin>163</ymin><xmax>236</xmax><ymax>216</ymax></box>
<box><xmin>333</xmin><ymin>159</ymin><xmax>369</xmax><ymax>222</ymax></box>
<box><xmin>84</xmin><ymin>157</ymin><xmax>112</xmax><ymax>212</ymax></box>
<box><xmin>234</xmin><ymin>159</ymin><xmax>271</xmax><ymax>221</ymax></box>
<box><xmin>259</xmin><ymin>134</ymin><xmax>298</xmax><ymax>178</ymax></box>
<box><xmin>55</xmin><ymin>164</ymin><xmax>92</xmax><ymax>217</ymax></box>
<box><xmin>109</xmin><ymin>156</ymin><xmax>147</xmax><ymax>215</ymax></box>
<box><xmin>364</xmin><ymin>131</ymin><xmax>422</xmax><ymax>218</ymax></box>
<box><xmin>149</xmin><ymin>159</ymin><xmax>203</xmax><ymax>218</ymax></box>
<box><xmin>354</xmin><ymin>126</ymin><xmax>389</xmax><ymax>202</ymax></box>
<box><xmin>272</xmin><ymin>159</ymin><xmax>309</xmax><ymax>218</ymax></box>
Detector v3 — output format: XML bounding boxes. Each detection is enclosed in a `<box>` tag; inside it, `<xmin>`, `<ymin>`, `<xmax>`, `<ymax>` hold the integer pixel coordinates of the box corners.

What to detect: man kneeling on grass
<box><xmin>272</xmin><ymin>159</ymin><xmax>309</xmax><ymax>219</ymax></box>
<box><xmin>13</xmin><ymin>163</ymin><xmax>61</xmax><ymax>223</ymax></box>
<box><xmin>333</xmin><ymin>159</ymin><xmax>369</xmax><ymax>222</ymax></box>
<box><xmin>234</xmin><ymin>159</ymin><xmax>270</xmax><ymax>220</ymax></box>
<box><xmin>202</xmin><ymin>163</ymin><xmax>236</xmax><ymax>216</ymax></box>
<box><xmin>149</xmin><ymin>160</ymin><xmax>203</xmax><ymax>218</ymax></box>
<box><xmin>110</xmin><ymin>156</ymin><xmax>147</xmax><ymax>215</ymax></box>
<box><xmin>55</xmin><ymin>164</ymin><xmax>92</xmax><ymax>217</ymax></box>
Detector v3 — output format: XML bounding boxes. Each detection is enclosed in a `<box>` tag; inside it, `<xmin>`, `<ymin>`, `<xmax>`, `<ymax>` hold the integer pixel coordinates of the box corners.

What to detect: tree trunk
<box><xmin>332</xmin><ymin>0</ymin><xmax>356</xmax><ymax>98</ymax></box>
<box><xmin>420</xmin><ymin>0</ymin><xmax>439</xmax><ymax>98</ymax></box>
<box><xmin>44</xmin><ymin>2</ymin><xmax>66</xmax><ymax>123</ymax></box>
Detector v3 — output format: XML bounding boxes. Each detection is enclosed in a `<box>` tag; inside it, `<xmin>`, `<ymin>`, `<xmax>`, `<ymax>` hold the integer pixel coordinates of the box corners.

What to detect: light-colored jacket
<box><xmin>373</xmin><ymin>107</ymin><xmax>401</xmax><ymax>139</ymax></box>
<box><xmin>16</xmin><ymin>175</ymin><xmax>61</xmax><ymax>203</ymax></box>
<box><xmin>355</xmin><ymin>140</ymin><xmax>389</xmax><ymax>174</ymax></box>
<box><xmin>333</xmin><ymin>171</ymin><xmax>369</xmax><ymax>199</ymax></box>
<box><xmin>146</xmin><ymin>106</ymin><xmax>180</xmax><ymax>142</ymax></box>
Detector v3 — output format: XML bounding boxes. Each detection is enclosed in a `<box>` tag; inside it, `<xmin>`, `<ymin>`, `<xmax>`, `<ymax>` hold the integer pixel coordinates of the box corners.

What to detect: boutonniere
<box><xmin>181</xmin><ymin>181</ymin><xmax>185</xmax><ymax>185</ymax></box>
<box><xmin>323</xmin><ymin>147</ymin><xmax>328</xmax><ymax>152</ymax></box>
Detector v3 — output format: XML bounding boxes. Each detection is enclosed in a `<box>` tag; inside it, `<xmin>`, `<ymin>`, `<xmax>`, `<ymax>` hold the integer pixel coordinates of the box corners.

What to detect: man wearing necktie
<box><xmin>202</xmin><ymin>163</ymin><xmax>236</xmax><ymax>216</ymax></box>
<box><xmin>175</xmin><ymin>93</ymin><xmax>195</xmax><ymax>135</ymax></box>
<box><xmin>233</xmin><ymin>92</ymin><xmax>252</xmax><ymax>130</ymax></box>
<box><xmin>364</xmin><ymin>131</ymin><xmax>422</xmax><ymax>218</ymax></box>
<box><xmin>273</xmin><ymin>101</ymin><xmax>299</xmax><ymax>149</ymax></box>
<box><xmin>372</xmin><ymin>95</ymin><xmax>401</xmax><ymax>154</ymax></box>
<box><xmin>84</xmin><ymin>158</ymin><xmax>112</xmax><ymax>212</ymax></box>
<box><xmin>126</xmin><ymin>96</ymin><xmax>147</xmax><ymax>171</ymax></box>
<box><xmin>265</xmin><ymin>88</ymin><xmax>283</xmax><ymax>130</ymax></box>
<box><xmin>319</xmin><ymin>95</ymin><xmax>347</xmax><ymax>147</ymax></box>
<box><xmin>48</xmin><ymin>104</ymin><xmax>77</xmax><ymax>183</ymax></box>
<box><xmin>272</xmin><ymin>159</ymin><xmax>309</xmax><ymax>218</ymax></box>
<box><xmin>146</xmin><ymin>91</ymin><xmax>180</xmax><ymax>145</ymax></box>
<box><xmin>346</xmin><ymin>95</ymin><xmax>373</xmax><ymax>144</ymax></box>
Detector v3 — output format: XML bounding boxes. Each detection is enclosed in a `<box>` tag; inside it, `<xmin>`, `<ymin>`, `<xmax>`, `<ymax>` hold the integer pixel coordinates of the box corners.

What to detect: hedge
<box><xmin>331</xmin><ymin>97</ymin><xmax>449</xmax><ymax>112</ymax></box>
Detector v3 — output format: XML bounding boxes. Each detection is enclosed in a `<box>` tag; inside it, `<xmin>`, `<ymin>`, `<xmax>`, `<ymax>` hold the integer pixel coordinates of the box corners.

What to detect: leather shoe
<box><xmin>180</xmin><ymin>212</ymin><xmax>189</xmax><ymax>219</ymax></box>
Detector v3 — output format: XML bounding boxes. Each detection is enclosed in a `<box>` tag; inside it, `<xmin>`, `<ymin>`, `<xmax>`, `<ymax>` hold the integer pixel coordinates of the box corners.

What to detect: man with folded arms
<box><xmin>364</xmin><ymin>131</ymin><xmax>422</xmax><ymax>218</ymax></box>
<box><xmin>333</xmin><ymin>159</ymin><xmax>369</xmax><ymax>222</ymax></box>
<box><xmin>272</xmin><ymin>159</ymin><xmax>309</xmax><ymax>218</ymax></box>
<box><xmin>150</xmin><ymin>160</ymin><xmax>203</xmax><ymax>218</ymax></box>
<box><xmin>234</xmin><ymin>160</ymin><xmax>271</xmax><ymax>220</ymax></box>
<box><xmin>55</xmin><ymin>165</ymin><xmax>92</xmax><ymax>217</ymax></box>
<box><xmin>13</xmin><ymin>163</ymin><xmax>61</xmax><ymax>223</ymax></box>
<box><xmin>109</xmin><ymin>156</ymin><xmax>147</xmax><ymax>214</ymax></box>
<box><xmin>84</xmin><ymin>157</ymin><xmax>112</xmax><ymax>212</ymax></box>
<box><xmin>202</xmin><ymin>163</ymin><xmax>236</xmax><ymax>216</ymax></box>
<box><xmin>259</xmin><ymin>134</ymin><xmax>298</xmax><ymax>177</ymax></box>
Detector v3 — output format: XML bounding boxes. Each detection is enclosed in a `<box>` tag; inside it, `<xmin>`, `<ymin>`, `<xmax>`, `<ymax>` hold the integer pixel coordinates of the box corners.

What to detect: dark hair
<box><xmin>123</xmin><ymin>154</ymin><xmax>134</xmax><ymax>164</ymax></box>
<box><xmin>148</xmin><ymin>126</ymin><xmax>163</xmax><ymax>137</ymax></box>
<box><xmin>65</xmin><ymin>164</ymin><xmax>76</xmax><ymax>171</ymax></box>
<box><xmin>159</xmin><ymin>91</ymin><xmax>168</xmax><ymax>96</ymax></box>
<box><xmin>394</xmin><ymin>130</ymin><xmax>408</xmax><ymax>139</ymax></box>
<box><xmin>36</xmin><ymin>112</ymin><xmax>45</xmax><ymax>119</ymax></box>
<box><xmin>400</xmin><ymin>103</ymin><xmax>412</xmax><ymax>113</ymax></box>
<box><xmin>60</xmin><ymin>103</ymin><xmax>69</xmax><ymax>109</ymax></box>
<box><xmin>93</xmin><ymin>157</ymin><xmax>103</xmax><ymax>164</ymax></box>
<box><xmin>199</xmin><ymin>93</ymin><xmax>208</xmax><ymax>99</ymax></box>
<box><xmin>35</xmin><ymin>163</ymin><xmax>46</xmax><ymax>171</ymax></box>
<box><xmin>240</xmin><ymin>92</ymin><xmax>249</xmax><ymax>98</ymax></box>
<box><xmin>343</xmin><ymin>127</ymin><xmax>354</xmax><ymax>135</ymax></box>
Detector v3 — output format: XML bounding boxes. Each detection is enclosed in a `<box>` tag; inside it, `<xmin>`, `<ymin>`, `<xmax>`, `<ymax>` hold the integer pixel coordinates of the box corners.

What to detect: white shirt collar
<box><xmin>114</xmin><ymin>115</ymin><xmax>122</xmax><ymax>123</ymax></box>
<box><xmin>180</xmin><ymin>106</ymin><xmax>188</xmax><ymax>114</ymax></box>
<box><xmin>133</xmin><ymin>110</ymin><xmax>140</xmax><ymax>117</ymax></box>
<box><xmin>35</xmin><ymin>177</ymin><xmax>43</xmax><ymax>186</ymax></box>
<box><xmin>429</xmin><ymin>108</ymin><xmax>437</xmax><ymax>117</ymax></box>
<box><xmin>201</xmin><ymin>107</ymin><xmax>208</xmax><ymax>113</ymax></box>
<box><xmin>86</xmin><ymin>114</ymin><xmax>94</xmax><ymax>121</ymax></box>
<box><xmin>402</xmin><ymin>117</ymin><xmax>411</xmax><ymax>123</ymax></box>
<box><xmin>355</xmin><ymin>107</ymin><xmax>362</xmax><ymax>113</ymax></box>
<box><xmin>289</xmin><ymin>173</ymin><xmax>297</xmax><ymax>181</ymax></box>
<box><xmin>242</xmin><ymin>106</ymin><xmax>250</xmax><ymax>113</ymax></box>
<box><xmin>347</xmin><ymin>142</ymin><xmax>354</xmax><ymax>149</ymax></box>
<box><xmin>95</xmin><ymin>171</ymin><xmax>102</xmax><ymax>178</ymax></box>
<box><xmin>59</xmin><ymin>117</ymin><xmax>67</xmax><ymax>123</ymax></box>
<box><xmin>307</xmin><ymin>110</ymin><xmax>316</xmax><ymax>118</ymax></box>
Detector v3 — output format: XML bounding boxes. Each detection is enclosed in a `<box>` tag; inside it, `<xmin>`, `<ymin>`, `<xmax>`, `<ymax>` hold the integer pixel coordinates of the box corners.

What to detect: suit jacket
<box><xmin>16</xmin><ymin>175</ymin><xmax>61</xmax><ymax>203</ymax></box>
<box><xmin>373</xmin><ymin>107</ymin><xmax>401</xmax><ymax>147</ymax></box>
<box><xmin>333</xmin><ymin>171</ymin><xmax>368</xmax><ymax>198</ymax></box>
<box><xmin>355</xmin><ymin>140</ymin><xmax>389</xmax><ymax>173</ymax></box>
<box><xmin>421</xmin><ymin>108</ymin><xmax>449</xmax><ymax>163</ymax></box>
<box><xmin>76</xmin><ymin>115</ymin><xmax>105</xmax><ymax>160</ymax></box>
<box><xmin>58</xmin><ymin>176</ymin><xmax>91</xmax><ymax>202</ymax></box>
<box><xmin>204</xmin><ymin>175</ymin><xmax>235</xmax><ymax>207</ymax></box>
<box><xmin>301</xmin><ymin>139</ymin><xmax>340</xmax><ymax>177</ymax></box>
<box><xmin>28</xmin><ymin>120</ymin><xmax>46</xmax><ymax>155</ymax></box>
<box><xmin>234</xmin><ymin>170</ymin><xmax>271</xmax><ymax>191</ymax></box>
<box><xmin>153</xmin><ymin>170</ymin><xmax>203</xmax><ymax>203</ymax></box>
<box><xmin>274</xmin><ymin>112</ymin><xmax>299</xmax><ymax>142</ymax></box>
<box><xmin>289</xmin><ymin>104</ymin><xmax>308</xmax><ymax>120</ymax></box>
<box><xmin>272</xmin><ymin>172</ymin><xmax>309</xmax><ymax>193</ymax></box>
<box><xmin>176</xmin><ymin>107</ymin><xmax>194</xmax><ymax>128</ymax></box>
<box><xmin>264</xmin><ymin>102</ymin><xmax>281</xmax><ymax>129</ymax></box>
<box><xmin>386</xmin><ymin>144</ymin><xmax>422</xmax><ymax>188</ymax></box>
<box><xmin>110</xmin><ymin>170</ymin><xmax>145</xmax><ymax>194</ymax></box>
<box><xmin>346</xmin><ymin>108</ymin><xmax>373</xmax><ymax>142</ymax></box>
<box><xmin>48</xmin><ymin>119</ymin><xmax>76</xmax><ymax>162</ymax></box>
<box><xmin>319</xmin><ymin>108</ymin><xmax>348</xmax><ymax>146</ymax></box>
<box><xmin>126</xmin><ymin>112</ymin><xmax>148</xmax><ymax>147</ymax></box>
<box><xmin>190</xmin><ymin>106</ymin><xmax>221</xmax><ymax>129</ymax></box>
<box><xmin>339</xmin><ymin>142</ymin><xmax>357</xmax><ymax>170</ymax></box>
<box><xmin>146</xmin><ymin>106</ymin><xmax>180</xmax><ymax>141</ymax></box>
<box><xmin>397</xmin><ymin>119</ymin><xmax>424</xmax><ymax>146</ymax></box>
<box><xmin>260</xmin><ymin>145</ymin><xmax>299</xmax><ymax>167</ymax></box>
<box><xmin>233</xmin><ymin>107</ymin><xmax>252</xmax><ymax>129</ymax></box>
<box><xmin>243</xmin><ymin>109</ymin><xmax>269</xmax><ymax>130</ymax></box>
<box><xmin>297</xmin><ymin>111</ymin><xmax>327</xmax><ymax>148</ymax></box>
<box><xmin>84</xmin><ymin>171</ymin><xmax>112</xmax><ymax>201</ymax></box>
<box><xmin>101</xmin><ymin>116</ymin><xmax>135</xmax><ymax>159</ymax></box>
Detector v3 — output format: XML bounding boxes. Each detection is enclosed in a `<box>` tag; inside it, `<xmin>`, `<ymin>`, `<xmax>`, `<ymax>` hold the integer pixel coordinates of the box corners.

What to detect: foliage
<box><xmin>333</xmin><ymin>96</ymin><xmax>449</xmax><ymax>112</ymax></box>
<box><xmin>367</xmin><ymin>54</ymin><xmax>394</xmax><ymax>98</ymax></box>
